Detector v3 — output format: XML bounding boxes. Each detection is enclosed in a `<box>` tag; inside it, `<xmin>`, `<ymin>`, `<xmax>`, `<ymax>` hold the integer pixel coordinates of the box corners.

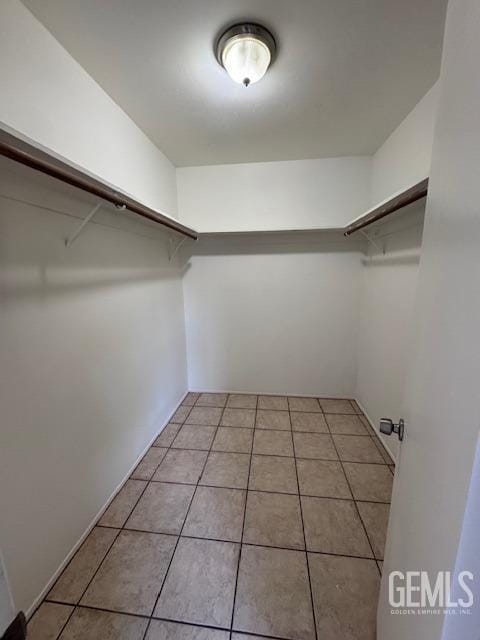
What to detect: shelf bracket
<box><xmin>65</xmin><ymin>203</ymin><xmax>102</xmax><ymax>247</ymax></box>
<box><xmin>360</xmin><ymin>229</ymin><xmax>385</xmax><ymax>254</ymax></box>
<box><xmin>168</xmin><ymin>235</ymin><xmax>186</xmax><ymax>262</ymax></box>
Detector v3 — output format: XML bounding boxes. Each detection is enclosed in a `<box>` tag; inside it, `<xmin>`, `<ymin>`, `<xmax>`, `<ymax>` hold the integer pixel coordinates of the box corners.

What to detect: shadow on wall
<box><xmin>362</xmin><ymin>254</ymin><xmax>421</xmax><ymax>268</ymax></box>
<box><xmin>0</xmin><ymin>154</ymin><xmax>188</xmax><ymax>297</ymax></box>
<box><xmin>1</xmin><ymin>261</ymin><xmax>185</xmax><ymax>301</ymax></box>
<box><xmin>0</xmin><ymin>181</ymin><xmax>188</xmax><ymax>301</ymax></box>
<box><xmin>184</xmin><ymin>231</ymin><xmax>366</xmax><ymax>259</ymax></box>
<box><xmin>0</xmin><ymin>160</ymin><xmax>189</xmax><ymax>615</ymax></box>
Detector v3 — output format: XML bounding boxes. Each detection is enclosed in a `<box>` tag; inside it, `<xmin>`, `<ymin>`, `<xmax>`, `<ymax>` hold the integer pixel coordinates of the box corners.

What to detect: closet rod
<box><xmin>0</xmin><ymin>130</ymin><xmax>198</xmax><ymax>240</ymax></box>
<box><xmin>344</xmin><ymin>178</ymin><xmax>429</xmax><ymax>236</ymax></box>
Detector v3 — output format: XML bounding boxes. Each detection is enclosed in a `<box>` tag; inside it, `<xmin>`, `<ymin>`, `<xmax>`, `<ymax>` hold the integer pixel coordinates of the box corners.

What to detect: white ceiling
<box><xmin>22</xmin><ymin>0</ymin><xmax>447</xmax><ymax>167</ymax></box>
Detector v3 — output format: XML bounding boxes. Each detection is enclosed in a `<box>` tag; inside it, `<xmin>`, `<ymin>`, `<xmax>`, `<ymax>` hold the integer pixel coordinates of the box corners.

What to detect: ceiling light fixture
<box><xmin>216</xmin><ymin>23</ymin><xmax>276</xmax><ymax>87</ymax></box>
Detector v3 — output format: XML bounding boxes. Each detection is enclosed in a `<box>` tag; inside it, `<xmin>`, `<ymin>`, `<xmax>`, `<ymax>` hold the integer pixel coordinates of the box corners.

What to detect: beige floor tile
<box><xmin>48</xmin><ymin>527</ymin><xmax>118</xmax><ymax>604</ymax></box>
<box><xmin>359</xmin><ymin>414</ymin><xmax>377</xmax><ymax>435</ymax></box>
<box><xmin>301</xmin><ymin>497</ymin><xmax>373</xmax><ymax>557</ymax></box>
<box><xmin>249</xmin><ymin>455</ymin><xmax>298</xmax><ymax>494</ymax></box>
<box><xmin>243</xmin><ymin>492</ymin><xmax>304</xmax><ymax>550</ymax></box>
<box><xmin>296</xmin><ymin>459</ymin><xmax>351</xmax><ymax>498</ymax></box>
<box><xmin>357</xmin><ymin>501</ymin><xmax>390</xmax><ymax>560</ymax></box>
<box><xmin>155</xmin><ymin>537</ymin><xmax>239</xmax><ymax>628</ymax></box>
<box><xmin>171</xmin><ymin>405</ymin><xmax>192</xmax><ymax>423</ymax></box>
<box><xmin>257</xmin><ymin>395</ymin><xmax>288</xmax><ymax>411</ymax></box>
<box><xmin>291</xmin><ymin>412</ymin><xmax>328</xmax><ymax>433</ymax></box>
<box><xmin>255</xmin><ymin>410</ymin><xmax>291</xmax><ymax>430</ymax></box>
<box><xmin>253</xmin><ymin>430</ymin><xmax>294</xmax><ymax>457</ymax></box>
<box><xmin>125</xmin><ymin>483</ymin><xmax>195</xmax><ymax>534</ymax></box>
<box><xmin>172</xmin><ymin>425</ymin><xmax>216</xmax><ymax>450</ymax></box>
<box><xmin>153</xmin><ymin>449</ymin><xmax>208</xmax><ymax>484</ymax></box>
<box><xmin>186</xmin><ymin>407</ymin><xmax>223</xmax><ymax>426</ymax></box>
<box><xmin>319</xmin><ymin>398</ymin><xmax>356</xmax><ymax>414</ymax></box>
<box><xmin>131</xmin><ymin>448</ymin><xmax>168</xmax><ymax>480</ymax></box>
<box><xmin>196</xmin><ymin>393</ymin><xmax>228</xmax><ymax>407</ymax></box>
<box><xmin>200</xmin><ymin>452</ymin><xmax>251</xmax><ymax>489</ymax></box>
<box><xmin>288</xmin><ymin>397</ymin><xmax>321</xmax><ymax>412</ymax></box>
<box><xmin>309</xmin><ymin>553</ymin><xmax>379</xmax><ymax>640</ymax></box>
<box><xmin>293</xmin><ymin>433</ymin><xmax>338</xmax><ymax>460</ymax></box>
<box><xmin>389</xmin><ymin>464</ymin><xmax>395</xmax><ymax>475</ymax></box>
<box><xmin>325</xmin><ymin>414</ymin><xmax>369</xmax><ymax>435</ymax></box>
<box><xmin>212</xmin><ymin>427</ymin><xmax>253</xmax><ymax>453</ymax></box>
<box><xmin>98</xmin><ymin>479</ymin><xmax>147</xmax><ymax>527</ymax></box>
<box><xmin>221</xmin><ymin>408</ymin><xmax>256</xmax><ymax>428</ymax></box>
<box><xmin>350</xmin><ymin>400</ymin><xmax>364</xmax><ymax>414</ymax></box>
<box><xmin>153</xmin><ymin>423</ymin><xmax>181</xmax><ymax>447</ymax></box>
<box><xmin>233</xmin><ymin>545</ymin><xmax>315</xmax><ymax>640</ymax></box>
<box><xmin>81</xmin><ymin>530</ymin><xmax>176</xmax><ymax>616</ymax></box>
<box><xmin>59</xmin><ymin>607</ymin><xmax>147</xmax><ymax>639</ymax></box>
<box><xmin>183</xmin><ymin>486</ymin><xmax>246</xmax><ymax>542</ymax></box>
<box><xmin>147</xmin><ymin>620</ymin><xmax>229</xmax><ymax>640</ymax></box>
<box><xmin>231</xmin><ymin>636</ymin><xmax>275</xmax><ymax>640</ymax></box>
<box><xmin>227</xmin><ymin>394</ymin><xmax>257</xmax><ymax>409</ymax></box>
<box><xmin>333</xmin><ymin>435</ymin><xmax>385</xmax><ymax>463</ymax></box>
<box><xmin>372</xmin><ymin>436</ymin><xmax>395</xmax><ymax>464</ymax></box>
<box><xmin>28</xmin><ymin>603</ymin><xmax>73</xmax><ymax>640</ymax></box>
<box><xmin>182</xmin><ymin>392</ymin><xmax>200</xmax><ymax>406</ymax></box>
<box><xmin>343</xmin><ymin>463</ymin><xmax>393</xmax><ymax>502</ymax></box>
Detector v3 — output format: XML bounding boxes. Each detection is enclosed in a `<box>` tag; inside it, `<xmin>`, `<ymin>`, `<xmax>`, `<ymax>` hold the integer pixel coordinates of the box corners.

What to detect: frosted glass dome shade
<box><xmin>222</xmin><ymin>35</ymin><xmax>271</xmax><ymax>86</ymax></box>
<box><xmin>216</xmin><ymin>24</ymin><xmax>276</xmax><ymax>87</ymax></box>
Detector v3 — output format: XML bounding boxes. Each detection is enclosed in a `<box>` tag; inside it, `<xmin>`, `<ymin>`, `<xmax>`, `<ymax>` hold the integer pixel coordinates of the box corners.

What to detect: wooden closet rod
<box><xmin>0</xmin><ymin>130</ymin><xmax>198</xmax><ymax>240</ymax></box>
<box><xmin>344</xmin><ymin>178</ymin><xmax>429</xmax><ymax>236</ymax></box>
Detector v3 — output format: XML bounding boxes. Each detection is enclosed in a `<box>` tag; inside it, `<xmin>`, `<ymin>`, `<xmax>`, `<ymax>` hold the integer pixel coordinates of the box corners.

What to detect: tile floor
<box><xmin>29</xmin><ymin>393</ymin><xmax>394</xmax><ymax>640</ymax></box>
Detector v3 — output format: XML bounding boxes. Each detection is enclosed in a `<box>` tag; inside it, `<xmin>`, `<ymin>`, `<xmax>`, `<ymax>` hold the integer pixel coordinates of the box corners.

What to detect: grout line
<box><xmin>370</xmin><ymin>432</ymin><xmax>395</xmax><ymax>465</ymax></box>
<box><xmin>151</xmin><ymin>614</ymin><xmax>306</xmax><ymax>640</ymax></box>
<box><xmin>36</xmin><ymin>393</ymin><xmax>388</xmax><ymax>638</ymax></box>
<box><xmin>291</xmin><ymin>412</ymin><xmax>319</xmax><ymax>640</ymax></box>
<box><xmin>44</xmin><ymin>526</ymin><xmax>123</xmax><ymax>639</ymax></box>
<box><xmin>94</xmin><ymin>482</ymin><xmax>389</xmax><ymax>504</ymax></box>
<box><xmin>241</xmin><ymin>542</ymin><xmax>382</xmax><ymax>562</ymax></box>
<box><xmin>45</xmin><ymin>601</ymin><xmax>150</xmax><ymax>620</ymax></box>
<box><xmin>152</xmin><ymin>430</ymin><xmax>392</xmax><ymax>463</ymax></box>
<box><xmin>228</xmin><ymin>394</ymin><xmax>256</xmax><ymax>632</ymax></box>
<box><xmin>28</xmin><ymin>393</ymin><xmax>193</xmax><ymax>635</ymax></box>
<box><xmin>327</xmin><ymin>425</ymin><xmax>381</xmax><ymax>576</ymax></box>
<box><xmin>89</xmin><ymin>526</ymin><xmax>389</xmax><ymax>557</ymax></box>
<box><xmin>140</xmin><ymin>399</ymin><xmax>229</xmax><ymax>640</ymax></box>
<box><xmin>44</xmin><ymin>599</ymin><xmax>321</xmax><ymax>640</ymax></box>
<box><xmin>151</xmin><ymin>423</ymin><xmax>182</xmax><ymax>448</ymax></box>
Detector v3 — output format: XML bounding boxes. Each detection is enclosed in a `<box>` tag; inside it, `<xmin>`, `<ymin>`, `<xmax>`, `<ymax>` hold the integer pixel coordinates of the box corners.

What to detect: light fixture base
<box><xmin>215</xmin><ymin>23</ymin><xmax>276</xmax><ymax>67</ymax></box>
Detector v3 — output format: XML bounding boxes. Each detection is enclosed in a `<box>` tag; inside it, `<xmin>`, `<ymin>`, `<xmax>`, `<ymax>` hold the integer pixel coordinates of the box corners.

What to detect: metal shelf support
<box><xmin>65</xmin><ymin>203</ymin><xmax>102</xmax><ymax>247</ymax></box>
<box><xmin>168</xmin><ymin>235</ymin><xmax>187</xmax><ymax>262</ymax></box>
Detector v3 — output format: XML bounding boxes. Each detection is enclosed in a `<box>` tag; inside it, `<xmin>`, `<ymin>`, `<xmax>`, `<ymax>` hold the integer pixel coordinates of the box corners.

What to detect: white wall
<box><xmin>0</xmin><ymin>0</ymin><xmax>177</xmax><ymax>218</ymax></box>
<box><xmin>183</xmin><ymin>233</ymin><xmax>364</xmax><ymax>396</ymax></box>
<box><xmin>0</xmin><ymin>0</ymin><xmax>442</xmax><ymax>617</ymax></box>
<box><xmin>0</xmin><ymin>159</ymin><xmax>188</xmax><ymax>614</ymax></box>
<box><xmin>177</xmin><ymin>157</ymin><xmax>371</xmax><ymax>232</ymax></box>
<box><xmin>179</xmin><ymin>85</ymin><xmax>438</xmax><ymax>407</ymax></box>
<box><xmin>180</xmin><ymin>85</ymin><xmax>436</xmax><ymax>423</ymax></box>
<box><xmin>0</xmin><ymin>549</ymin><xmax>15</xmax><ymax>635</ymax></box>
<box><xmin>371</xmin><ymin>82</ymin><xmax>438</xmax><ymax>204</ymax></box>
<box><xmin>379</xmin><ymin>0</ymin><xmax>480</xmax><ymax>635</ymax></box>
<box><xmin>0</xmin><ymin>5</ymin><xmax>186</xmax><ymax>613</ymax></box>
<box><xmin>354</xmin><ymin>74</ymin><xmax>438</xmax><ymax>461</ymax></box>
<box><xmin>355</xmin><ymin>203</ymin><xmax>425</xmax><ymax>461</ymax></box>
